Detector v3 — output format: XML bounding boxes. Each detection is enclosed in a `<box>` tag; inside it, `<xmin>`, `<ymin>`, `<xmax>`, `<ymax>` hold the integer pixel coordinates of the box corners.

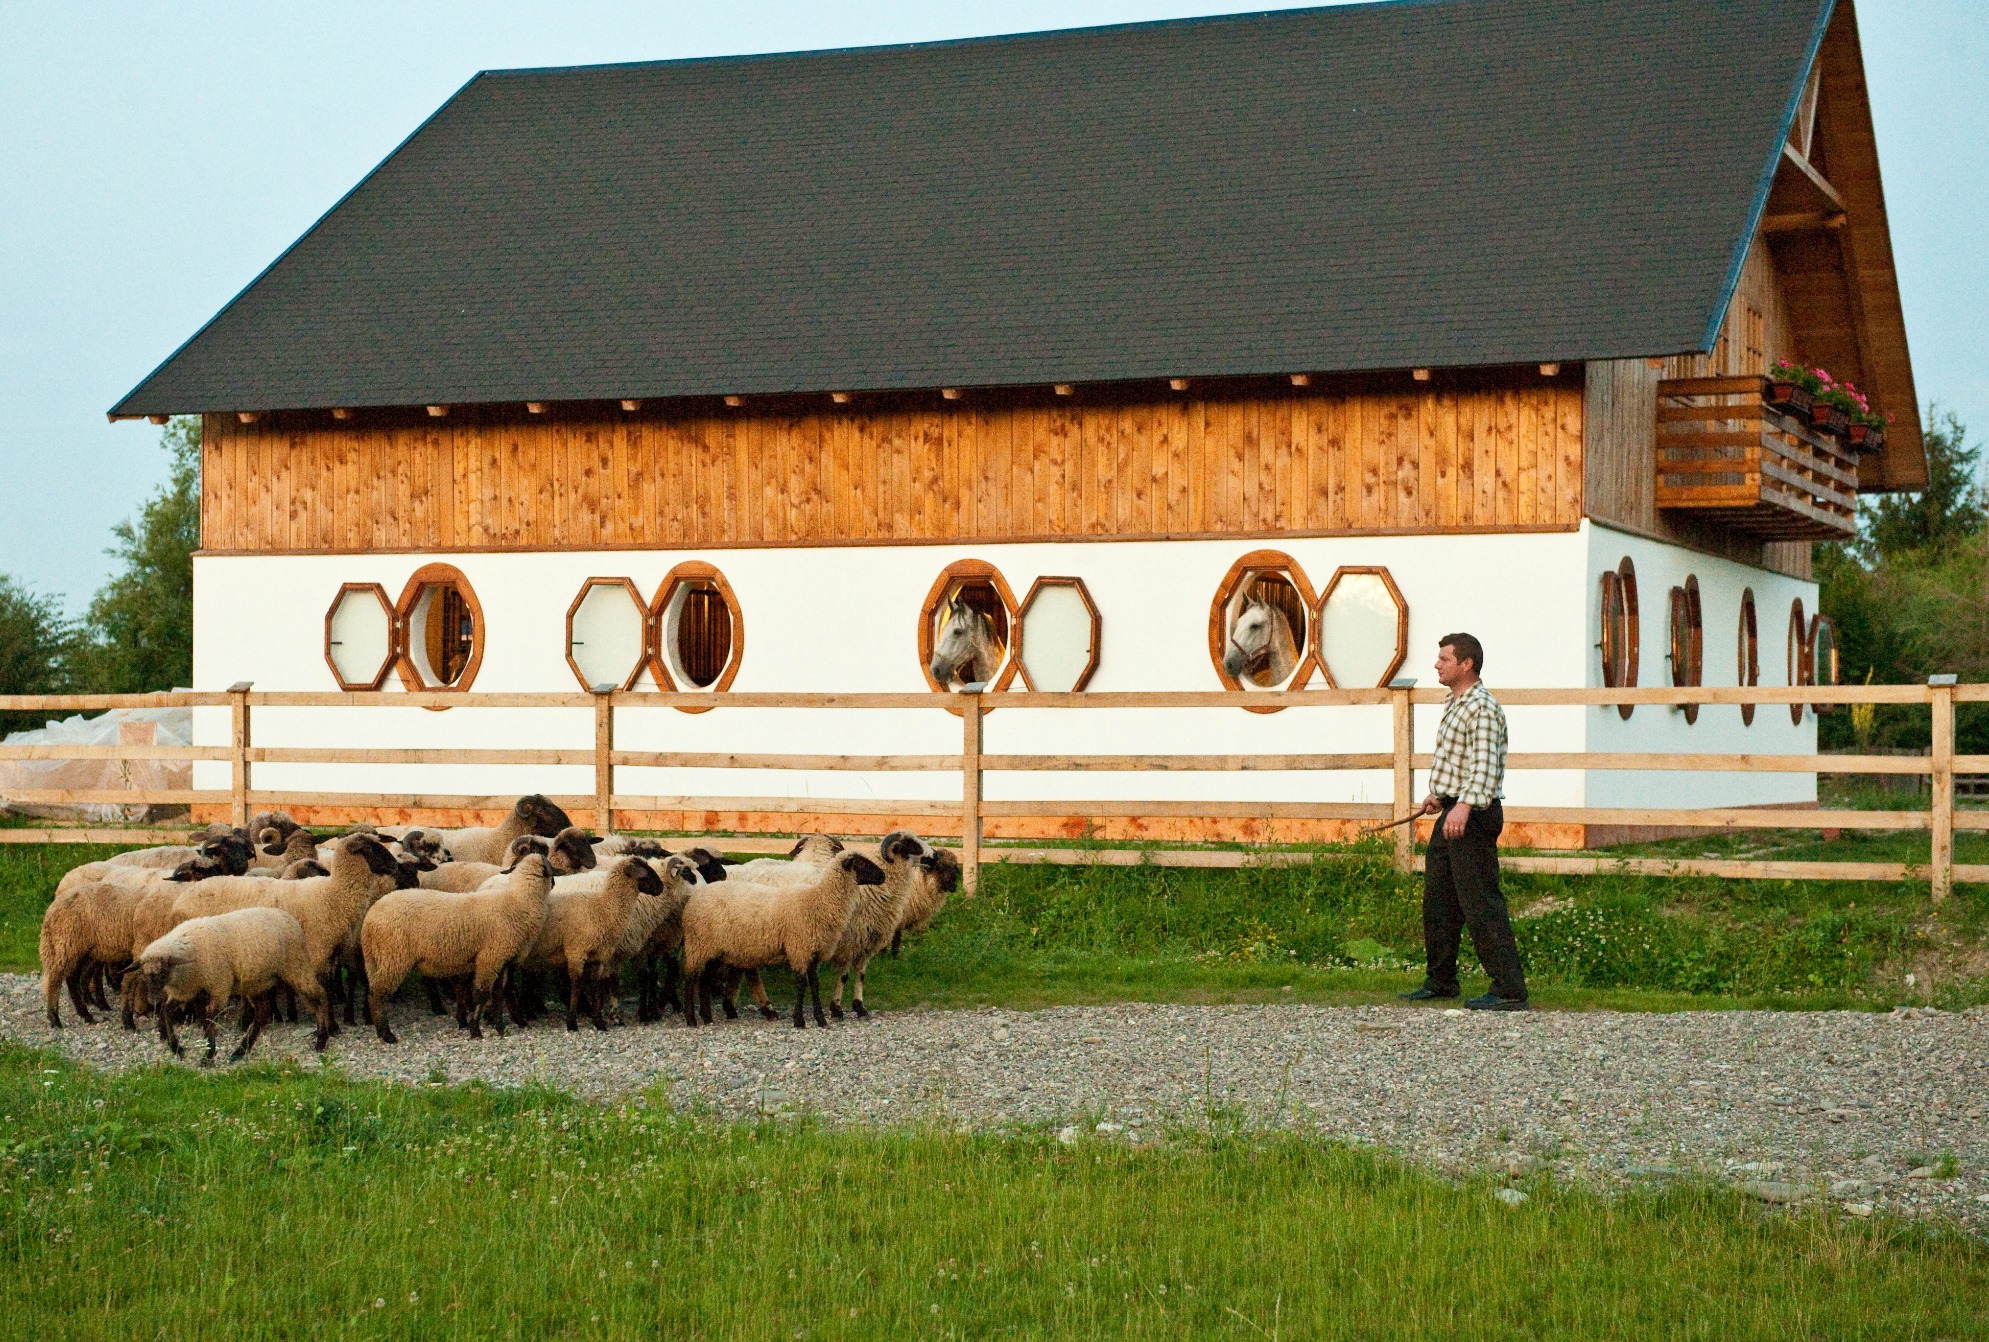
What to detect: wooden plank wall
<box><xmin>200</xmin><ymin>372</ymin><xmax>1585</xmax><ymax>553</ymax></box>
<box><xmin>1585</xmin><ymin>237</ymin><xmax>1811</xmax><ymax>580</ymax></box>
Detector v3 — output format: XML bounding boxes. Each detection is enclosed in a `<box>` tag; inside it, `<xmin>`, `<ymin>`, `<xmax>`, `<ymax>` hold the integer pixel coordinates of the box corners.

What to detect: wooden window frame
<box><xmin>564</xmin><ymin>576</ymin><xmax>649</xmax><ymax>693</ymax></box>
<box><xmin>918</xmin><ymin>559</ymin><xmax>1020</xmax><ymax>712</ymax></box>
<box><xmin>649</xmin><ymin>561</ymin><xmax>745</xmax><ymax>713</ymax></box>
<box><xmin>1787</xmin><ymin>596</ymin><xmax>1811</xmax><ymax>725</ymax></box>
<box><xmin>393</xmin><ymin>563</ymin><xmax>485</xmax><ymax>700</ymax></box>
<box><xmin>1014</xmin><ymin>575</ymin><xmax>1101</xmax><ymax>694</ymax></box>
<box><xmin>1312</xmin><ymin>565</ymin><xmax>1407</xmax><ymax>690</ymax></box>
<box><xmin>1598</xmin><ymin>557</ymin><xmax>1640</xmax><ymax>720</ymax></box>
<box><xmin>1208</xmin><ymin>550</ymin><xmax>1317</xmax><ymax>713</ymax></box>
<box><xmin>1808</xmin><ymin>612</ymin><xmax>1840</xmax><ymax>716</ymax></box>
<box><xmin>1668</xmin><ymin>575</ymin><xmax>1704</xmax><ymax>725</ymax></box>
<box><xmin>1738</xmin><ymin>588</ymin><xmax>1759</xmax><ymax>726</ymax></box>
<box><xmin>323</xmin><ymin>582</ymin><xmax>397</xmax><ymax>692</ymax></box>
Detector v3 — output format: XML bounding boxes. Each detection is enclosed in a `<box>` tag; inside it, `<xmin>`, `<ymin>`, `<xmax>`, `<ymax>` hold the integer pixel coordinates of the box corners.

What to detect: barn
<box><xmin>108</xmin><ymin>0</ymin><xmax>1921</xmax><ymax>847</ymax></box>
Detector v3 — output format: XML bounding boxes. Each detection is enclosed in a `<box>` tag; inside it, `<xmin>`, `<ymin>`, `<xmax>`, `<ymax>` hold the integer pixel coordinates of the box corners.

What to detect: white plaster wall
<box><xmin>192</xmin><ymin>534</ymin><xmax>1595</xmax><ymax>808</ymax></box>
<box><xmin>1582</xmin><ymin>522</ymin><xmax>1818</xmax><ymax>808</ymax></box>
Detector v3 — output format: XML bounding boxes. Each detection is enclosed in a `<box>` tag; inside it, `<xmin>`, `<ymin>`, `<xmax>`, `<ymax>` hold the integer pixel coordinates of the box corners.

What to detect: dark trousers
<box><xmin>1422</xmin><ymin>799</ymin><xmax>1527</xmax><ymax>1000</ymax></box>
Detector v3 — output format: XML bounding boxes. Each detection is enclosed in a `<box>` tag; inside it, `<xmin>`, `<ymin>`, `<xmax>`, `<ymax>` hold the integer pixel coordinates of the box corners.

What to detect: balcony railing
<box><xmin>1655</xmin><ymin>375</ymin><xmax>1859</xmax><ymax>540</ymax></box>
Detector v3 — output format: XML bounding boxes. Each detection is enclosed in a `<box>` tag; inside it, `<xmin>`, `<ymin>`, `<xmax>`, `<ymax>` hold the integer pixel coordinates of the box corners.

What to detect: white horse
<box><xmin>929</xmin><ymin>594</ymin><xmax>1004</xmax><ymax>690</ymax></box>
<box><xmin>1222</xmin><ymin>575</ymin><xmax>1302</xmax><ymax>687</ymax></box>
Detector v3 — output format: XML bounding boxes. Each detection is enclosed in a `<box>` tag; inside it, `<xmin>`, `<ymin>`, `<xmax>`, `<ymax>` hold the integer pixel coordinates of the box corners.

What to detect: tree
<box><xmin>0</xmin><ymin>576</ymin><xmax>81</xmax><ymax>736</ymax></box>
<box><xmin>1857</xmin><ymin>409</ymin><xmax>1982</xmax><ymax>561</ymax></box>
<box><xmin>76</xmin><ymin>417</ymin><xmax>200</xmax><ymax>693</ymax></box>
<box><xmin>1817</xmin><ymin>409</ymin><xmax>1989</xmax><ymax>750</ymax></box>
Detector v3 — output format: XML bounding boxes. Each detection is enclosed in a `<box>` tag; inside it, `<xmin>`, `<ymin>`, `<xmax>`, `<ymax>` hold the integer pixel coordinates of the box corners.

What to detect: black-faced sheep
<box><xmin>828</xmin><ymin>832</ymin><xmax>956</xmax><ymax>1020</ymax></box>
<box><xmin>135</xmin><ymin>907</ymin><xmax>332</xmax><ymax>1063</ymax></box>
<box><xmin>518</xmin><ymin>855</ymin><xmax>672</xmax><ymax>1031</ymax></box>
<box><xmin>384</xmin><ymin>795</ymin><xmax>572</xmax><ymax>866</ymax></box>
<box><xmin>361</xmin><ymin>850</ymin><xmax>556</xmax><ymax>1042</ymax></box>
<box><xmin>680</xmin><ymin>849</ymin><xmax>886</xmax><ymax>1029</ymax></box>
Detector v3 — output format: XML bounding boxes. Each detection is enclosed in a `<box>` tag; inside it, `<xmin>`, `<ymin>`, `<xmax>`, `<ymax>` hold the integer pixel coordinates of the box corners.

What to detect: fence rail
<box><xmin>0</xmin><ymin>681</ymin><xmax>1971</xmax><ymax>898</ymax></box>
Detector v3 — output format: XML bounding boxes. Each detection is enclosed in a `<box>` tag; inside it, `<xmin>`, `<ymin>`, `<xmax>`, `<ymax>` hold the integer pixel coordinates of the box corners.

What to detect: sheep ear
<box><xmin>846</xmin><ymin>853</ymin><xmax>886</xmax><ymax>886</ymax></box>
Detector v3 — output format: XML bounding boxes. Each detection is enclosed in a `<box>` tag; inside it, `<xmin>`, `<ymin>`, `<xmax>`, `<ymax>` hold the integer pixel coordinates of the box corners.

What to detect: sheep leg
<box><xmin>231</xmin><ymin>992</ymin><xmax>273</xmax><ymax>1063</ymax></box>
<box><xmin>41</xmin><ymin>956</ymin><xmax>72</xmax><ymax>1029</ymax></box>
<box><xmin>851</xmin><ymin>952</ymin><xmax>873</xmax><ymax>1019</ymax></box>
<box><xmin>747</xmin><ymin>972</ymin><xmax>776</xmax><ymax>1021</ymax></box>
<box><xmin>718</xmin><ymin>968</ymin><xmax>741</xmax><ymax>1021</ymax></box>
<box><xmin>829</xmin><ymin>967</ymin><xmax>847</xmax><ymax>1020</ymax></box>
<box><xmin>118</xmin><ymin>968</ymin><xmax>145</xmax><ymax>1031</ymax></box>
<box><xmin>84</xmin><ymin>962</ymin><xmax>111</xmax><ymax>1012</ymax></box>
<box><xmin>564</xmin><ymin>965</ymin><xmax>585</xmax><ymax>1033</ymax></box>
<box><xmin>584</xmin><ymin>966</ymin><xmax>611</xmax><ymax>1032</ymax></box>
<box><xmin>318</xmin><ymin>971</ymin><xmax>343</xmax><ymax>1036</ymax></box>
<box><xmin>65</xmin><ymin>962</ymin><xmax>97</xmax><ymax>1026</ymax></box>
<box><xmin>157</xmin><ymin>997</ymin><xmax>184</xmax><ymax>1057</ymax></box>
<box><xmin>454</xmin><ymin>978</ymin><xmax>476</xmax><ymax>1030</ymax></box>
<box><xmin>367</xmin><ymin>969</ymin><xmax>402</xmax><ymax>1045</ymax></box>
<box><xmin>425</xmin><ymin>977</ymin><xmax>448</xmax><ymax>1016</ymax></box>
<box><xmin>297</xmin><ymin>975</ymin><xmax>333</xmax><ymax>1053</ymax></box>
<box><xmin>634</xmin><ymin>957</ymin><xmax>660</xmax><ymax>1023</ymax></box>
<box><xmin>197</xmin><ymin>997</ymin><xmax>220</xmax><ymax>1067</ymax></box>
<box><xmin>279</xmin><ymin>981</ymin><xmax>299</xmax><ymax>1024</ymax></box>
<box><xmin>659</xmin><ymin>957</ymin><xmax>683</xmax><ymax>1015</ymax></box>
<box><xmin>791</xmin><ymin>962</ymin><xmax>811</xmax><ymax>1030</ymax></box>
<box><xmin>810</xmin><ymin>959</ymin><xmax>829</xmax><ymax>1028</ymax></box>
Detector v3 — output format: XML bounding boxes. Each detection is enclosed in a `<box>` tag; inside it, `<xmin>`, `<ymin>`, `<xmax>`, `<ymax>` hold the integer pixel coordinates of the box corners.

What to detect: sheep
<box><xmin>590</xmin><ymin>834</ymin><xmax>671</xmax><ymax>859</ymax></box>
<box><xmin>360</xmin><ymin>850</ymin><xmax>556</xmax><ymax>1042</ymax></box>
<box><xmin>679</xmin><ymin>849</ymin><xmax>886</xmax><ymax>1029</ymax></box>
<box><xmin>727</xmin><ymin>834</ymin><xmax>843</xmax><ymax>882</ymax></box>
<box><xmin>418</xmin><ymin>827</ymin><xmax>595</xmax><ymax>892</ymax></box>
<box><xmin>248</xmin><ymin>810</ymin><xmax>301</xmax><ymax>844</ymax></box>
<box><xmin>513</xmin><ymin>856</ymin><xmax>676</xmax><ymax>1031</ymax></box>
<box><xmin>827</xmin><ymin>832</ymin><xmax>958</xmax><ymax>1021</ymax></box>
<box><xmin>325</xmin><ymin>850</ymin><xmax>437</xmax><ymax>1027</ymax></box>
<box><xmin>891</xmin><ymin>848</ymin><xmax>962</xmax><ymax>954</ymax></box>
<box><xmin>390</xmin><ymin>827</ymin><xmax>453</xmax><ymax>866</ymax></box>
<box><xmin>382</xmin><ymin>794</ymin><xmax>571</xmax><ymax>866</ymax></box>
<box><xmin>251</xmin><ymin>826</ymin><xmax>323</xmax><ymax>873</ymax></box>
<box><xmin>133</xmin><ymin>907</ymin><xmax>332</xmax><ymax>1063</ymax></box>
<box><xmin>162</xmin><ymin>833</ymin><xmax>402</xmax><ymax>1025</ymax></box>
<box><xmin>71</xmin><ymin>830</ymin><xmax>255</xmax><ymax>890</ymax></box>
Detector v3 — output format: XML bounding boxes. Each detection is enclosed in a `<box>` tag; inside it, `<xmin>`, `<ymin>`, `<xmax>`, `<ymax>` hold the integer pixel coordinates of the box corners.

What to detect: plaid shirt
<box><xmin>1426</xmin><ymin>680</ymin><xmax>1506</xmax><ymax>809</ymax></box>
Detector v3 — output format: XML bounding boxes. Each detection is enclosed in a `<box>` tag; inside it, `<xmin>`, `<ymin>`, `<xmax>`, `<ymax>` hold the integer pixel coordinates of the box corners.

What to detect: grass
<box><xmin>2</xmin><ymin>1044</ymin><xmax>1984</xmax><ymax>1341</ymax></box>
<box><xmin>6</xmin><ymin>837</ymin><xmax>1987</xmax><ymax>1012</ymax></box>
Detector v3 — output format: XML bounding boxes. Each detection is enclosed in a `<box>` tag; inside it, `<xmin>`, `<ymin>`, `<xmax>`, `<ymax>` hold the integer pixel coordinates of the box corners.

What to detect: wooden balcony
<box><xmin>1655</xmin><ymin>376</ymin><xmax>1858</xmax><ymax>541</ymax></box>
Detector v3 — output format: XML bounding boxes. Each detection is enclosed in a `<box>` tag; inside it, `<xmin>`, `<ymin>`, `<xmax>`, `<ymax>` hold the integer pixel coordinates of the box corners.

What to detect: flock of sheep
<box><xmin>35</xmin><ymin>795</ymin><xmax>960</xmax><ymax>1065</ymax></box>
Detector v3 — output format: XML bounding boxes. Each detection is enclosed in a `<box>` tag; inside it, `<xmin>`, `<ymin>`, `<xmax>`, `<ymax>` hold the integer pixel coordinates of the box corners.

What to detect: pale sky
<box><xmin>2</xmin><ymin>0</ymin><xmax>1981</xmax><ymax>608</ymax></box>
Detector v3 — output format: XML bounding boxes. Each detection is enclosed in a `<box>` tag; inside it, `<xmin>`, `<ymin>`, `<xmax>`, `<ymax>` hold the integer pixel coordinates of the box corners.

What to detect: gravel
<box><xmin>8</xmin><ymin>974</ymin><xmax>1987</xmax><ymax>1231</ymax></box>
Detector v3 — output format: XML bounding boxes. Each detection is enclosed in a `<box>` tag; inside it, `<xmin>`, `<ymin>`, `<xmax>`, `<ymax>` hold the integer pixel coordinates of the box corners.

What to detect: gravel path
<box><xmin>7</xmin><ymin>974</ymin><xmax>1987</xmax><ymax>1231</ymax></box>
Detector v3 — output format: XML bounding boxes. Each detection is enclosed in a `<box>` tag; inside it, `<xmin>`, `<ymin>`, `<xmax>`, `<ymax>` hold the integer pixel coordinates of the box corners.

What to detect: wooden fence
<box><xmin>0</xmin><ymin>681</ymin><xmax>1976</xmax><ymax>899</ymax></box>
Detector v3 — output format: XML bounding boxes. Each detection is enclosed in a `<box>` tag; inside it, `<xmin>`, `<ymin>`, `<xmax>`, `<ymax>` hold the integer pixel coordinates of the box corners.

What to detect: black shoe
<box><xmin>1466</xmin><ymin>992</ymin><xmax>1529</xmax><ymax>1012</ymax></box>
<box><xmin>1399</xmin><ymin>985</ymin><xmax>1460</xmax><ymax>1001</ymax></box>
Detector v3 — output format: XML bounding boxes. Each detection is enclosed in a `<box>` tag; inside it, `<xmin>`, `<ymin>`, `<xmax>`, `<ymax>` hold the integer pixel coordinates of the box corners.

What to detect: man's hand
<box><xmin>1442</xmin><ymin>802</ymin><xmax>1471</xmax><ymax>839</ymax></box>
<box><xmin>1418</xmin><ymin>794</ymin><xmax>1442</xmax><ymax>816</ymax></box>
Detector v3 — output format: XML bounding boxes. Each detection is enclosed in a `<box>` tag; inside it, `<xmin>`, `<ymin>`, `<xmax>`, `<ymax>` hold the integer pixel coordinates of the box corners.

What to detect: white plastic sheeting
<box><xmin>0</xmin><ymin>707</ymin><xmax>193</xmax><ymax>822</ymax></box>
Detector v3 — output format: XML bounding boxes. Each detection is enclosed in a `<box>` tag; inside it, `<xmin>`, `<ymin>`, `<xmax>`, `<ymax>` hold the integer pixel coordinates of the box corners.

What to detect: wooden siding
<box><xmin>1587</xmin><ymin>237</ymin><xmax>1811</xmax><ymax>580</ymax></box>
<box><xmin>1584</xmin><ymin>356</ymin><xmax>1811</xmax><ymax>580</ymax></box>
<box><xmin>199</xmin><ymin>374</ymin><xmax>1585</xmax><ymax>554</ymax></box>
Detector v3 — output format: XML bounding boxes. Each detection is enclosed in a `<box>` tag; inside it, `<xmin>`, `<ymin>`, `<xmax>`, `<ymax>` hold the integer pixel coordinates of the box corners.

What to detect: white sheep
<box><xmin>360</xmin><ymin>850</ymin><xmax>556</xmax><ymax>1042</ymax></box>
<box><xmin>891</xmin><ymin>847</ymin><xmax>962</xmax><ymax>954</ymax></box>
<box><xmin>679</xmin><ymin>849</ymin><xmax>886</xmax><ymax>1029</ymax></box>
<box><xmin>133</xmin><ymin>907</ymin><xmax>332</xmax><ymax>1063</ymax></box>
<box><xmin>727</xmin><ymin>834</ymin><xmax>844</xmax><ymax>883</ymax></box>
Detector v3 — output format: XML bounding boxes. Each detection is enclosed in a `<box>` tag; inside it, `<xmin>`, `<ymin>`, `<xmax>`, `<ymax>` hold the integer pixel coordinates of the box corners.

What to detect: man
<box><xmin>1400</xmin><ymin>632</ymin><xmax>1529</xmax><ymax>1011</ymax></box>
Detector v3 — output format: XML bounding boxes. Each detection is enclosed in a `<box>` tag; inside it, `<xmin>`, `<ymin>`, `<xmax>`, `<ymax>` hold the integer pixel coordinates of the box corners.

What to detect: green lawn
<box><xmin>2</xmin><ymin>1045</ymin><xmax>1983</xmax><ymax>1341</ymax></box>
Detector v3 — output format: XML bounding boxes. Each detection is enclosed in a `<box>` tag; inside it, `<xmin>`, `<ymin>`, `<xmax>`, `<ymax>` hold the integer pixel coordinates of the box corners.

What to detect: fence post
<box><xmin>593</xmin><ymin>690</ymin><xmax>615</xmax><ymax>836</ymax></box>
<box><xmin>227</xmin><ymin>681</ymin><xmax>253</xmax><ymax>830</ymax></box>
<box><xmin>1930</xmin><ymin>674</ymin><xmax>1956</xmax><ymax>902</ymax></box>
<box><xmin>961</xmin><ymin>693</ymin><xmax>983</xmax><ymax>895</ymax></box>
<box><xmin>1390</xmin><ymin>684</ymin><xmax>1414</xmax><ymax>874</ymax></box>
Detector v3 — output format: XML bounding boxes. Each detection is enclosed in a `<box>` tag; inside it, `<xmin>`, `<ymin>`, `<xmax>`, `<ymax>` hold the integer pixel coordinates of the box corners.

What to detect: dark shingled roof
<box><xmin>112</xmin><ymin>0</ymin><xmax>1832</xmax><ymax>416</ymax></box>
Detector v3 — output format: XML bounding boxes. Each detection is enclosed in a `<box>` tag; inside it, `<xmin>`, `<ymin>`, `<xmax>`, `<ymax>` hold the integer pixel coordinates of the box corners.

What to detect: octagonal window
<box><xmin>1210</xmin><ymin>551</ymin><xmax>1314</xmax><ymax>698</ymax></box>
<box><xmin>324</xmin><ymin>583</ymin><xmax>396</xmax><ymax>691</ymax></box>
<box><xmin>650</xmin><ymin>562</ymin><xmax>744</xmax><ymax>708</ymax></box>
<box><xmin>1016</xmin><ymin>576</ymin><xmax>1100</xmax><ymax>693</ymax></box>
<box><xmin>566</xmin><ymin>578</ymin><xmax>648</xmax><ymax>692</ymax></box>
<box><xmin>1314</xmin><ymin>566</ymin><xmax>1407</xmax><ymax>689</ymax></box>
<box><xmin>1787</xmin><ymin>596</ymin><xmax>1809</xmax><ymax>725</ymax></box>
<box><xmin>395</xmin><ymin>564</ymin><xmax>484</xmax><ymax>693</ymax></box>
<box><xmin>919</xmin><ymin>559</ymin><xmax>1018</xmax><ymax>694</ymax></box>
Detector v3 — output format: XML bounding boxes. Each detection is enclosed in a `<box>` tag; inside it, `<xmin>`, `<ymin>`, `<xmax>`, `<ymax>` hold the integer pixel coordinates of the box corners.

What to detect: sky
<box><xmin>1</xmin><ymin>0</ymin><xmax>1982</xmax><ymax>609</ymax></box>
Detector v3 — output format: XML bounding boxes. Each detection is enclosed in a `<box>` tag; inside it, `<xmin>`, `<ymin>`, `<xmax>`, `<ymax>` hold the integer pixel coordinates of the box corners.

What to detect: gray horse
<box><xmin>1222</xmin><ymin>575</ymin><xmax>1302</xmax><ymax>687</ymax></box>
<box><xmin>929</xmin><ymin>594</ymin><xmax>1004</xmax><ymax>690</ymax></box>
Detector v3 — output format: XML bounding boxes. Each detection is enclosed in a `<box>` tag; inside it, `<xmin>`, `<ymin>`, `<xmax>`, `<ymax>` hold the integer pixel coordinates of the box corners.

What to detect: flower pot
<box><xmin>1810</xmin><ymin>404</ymin><xmax>1849</xmax><ymax>438</ymax></box>
<box><xmin>1859</xmin><ymin>425</ymin><xmax>1886</xmax><ymax>454</ymax></box>
<box><xmin>1766</xmin><ymin>381</ymin><xmax>1812</xmax><ymax>414</ymax></box>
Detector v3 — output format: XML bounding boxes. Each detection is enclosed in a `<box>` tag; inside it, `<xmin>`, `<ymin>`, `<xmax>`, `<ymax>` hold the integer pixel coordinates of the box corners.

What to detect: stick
<box><xmin>1358</xmin><ymin>812</ymin><xmax>1425</xmax><ymax>837</ymax></box>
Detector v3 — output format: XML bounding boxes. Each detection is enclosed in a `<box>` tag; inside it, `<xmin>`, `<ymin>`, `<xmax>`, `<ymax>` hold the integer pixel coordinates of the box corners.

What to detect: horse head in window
<box><xmin>929</xmin><ymin>593</ymin><xmax>1003</xmax><ymax>691</ymax></box>
<box><xmin>1222</xmin><ymin>574</ymin><xmax>1300</xmax><ymax>687</ymax></box>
